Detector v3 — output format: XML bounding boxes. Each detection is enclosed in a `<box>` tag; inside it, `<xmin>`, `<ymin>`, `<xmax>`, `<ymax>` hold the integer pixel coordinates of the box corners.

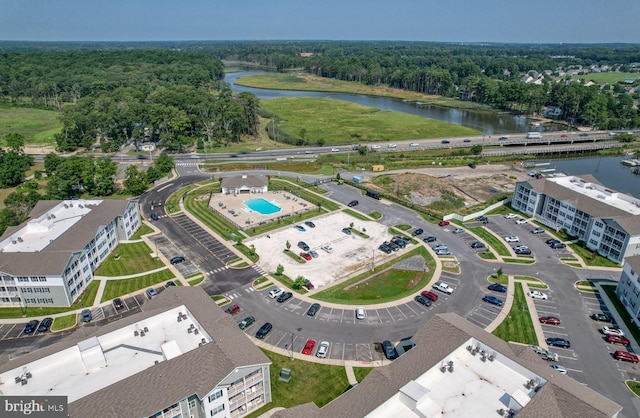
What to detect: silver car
<box><xmin>316</xmin><ymin>341</ymin><xmax>330</xmax><ymax>358</ymax></box>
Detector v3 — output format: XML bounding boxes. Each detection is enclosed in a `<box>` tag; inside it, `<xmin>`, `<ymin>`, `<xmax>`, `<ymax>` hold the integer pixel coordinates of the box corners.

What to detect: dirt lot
<box><xmin>246</xmin><ymin>212</ymin><xmax>404</xmax><ymax>290</ymax></box>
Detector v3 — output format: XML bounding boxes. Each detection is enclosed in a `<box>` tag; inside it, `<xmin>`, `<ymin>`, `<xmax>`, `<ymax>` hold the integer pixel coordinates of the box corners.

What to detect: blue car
<box><xmin>294</xmin><ymin>225</ymin><xmax>306</xmax><ymax>232</ymax></box>
<box><xmin>546</xmin><ymin>337</ymin><xmax>571</xmax><ymax>348</ymax></box>
<box><xmin>23</xmin><ymin>319</ymin><xmax>39</xmax><ymax>335</ymax></box>
<box><xmin>482</xmin><ymin>295</ymin><xmax>504</xmax><ymax>306</ymax></box>
<box><xmin>414</xmin><ymin>295</ymin><xmax>432</xmax><ymax>307</ymax></box>
<box><xmin>488</xmin><ymin>283</ymin><xmax>507</xmax><ymax>293</ymax></box>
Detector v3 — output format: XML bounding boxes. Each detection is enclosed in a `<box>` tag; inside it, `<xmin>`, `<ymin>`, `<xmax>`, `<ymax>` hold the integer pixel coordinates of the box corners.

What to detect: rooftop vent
<box><xmin>64</xmin><ymin>204</ymin><xmax>69</xmax><ymax>209</ymax></box>
<box><xmin>17</xmin><ymin>237</ymin><xmax>23</xmax><ymax>243</ymax></box>
<box><xmin>78</xmin><ymin>204</ymin><xmax>83</xmax><ymax>208</ymax></box>
<box><xmin>50</xmin><ymin>214</ymin><xmax>56</xmax><ymax>219</ymax></box>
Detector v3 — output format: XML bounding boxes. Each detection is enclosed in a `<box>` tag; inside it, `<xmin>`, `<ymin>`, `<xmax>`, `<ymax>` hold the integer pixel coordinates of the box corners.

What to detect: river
<box><xmin>224</xmin><ymin>71</ymin><xmax>566</xmax><ymax>135</ymax></box>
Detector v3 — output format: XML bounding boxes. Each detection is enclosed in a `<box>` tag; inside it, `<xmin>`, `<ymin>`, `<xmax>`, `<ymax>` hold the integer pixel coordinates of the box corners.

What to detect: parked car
<box><xmin>550</xmin><ymin>364</ymin><xmax>568</xmax><ymax>375</ymax></box>
<box><xmin>504</xmin><ymin>236</ymin><xmax>520</xmax><ymax>243</ymax></box>
<box><xmin>414</xmin><ymin>295</ymin><xmax>432</xmax><ymax>307</ymax></box>
<box><xmin>387</xmin><ymin>143</ymin><xmax>397</xmax><ymax>148</ymax></box>
<box><xmin>421</xmin><ymin>290</ymin><xmax>439</xmax><ymax>301</ymax></box>
<box><xmin>551</xmin><ymin>242</ymin><xmax>566</xmax><ymax>249</ymax></box>
<box><xmin>150</xmin><ymin>213</ymin><xmax>159</xmax><ymax>221</ymax></box>
<box><xmin>441</xmin><ymin>140</ymin><xmax>451</xmax><ymax>144</ymax></box>
<box><xmin>591</xmin><ymin>312</ymin><xmax>612</xmax><ymax>322</ymax></box>
<box><xmin>81</xmin><ymin>309</ymin><xmax>92</xmax><ymax>322</ymax></box>
<box><xmin>452</xmin><ymin>228</ymin><xmax>464</xmax><ymax>234</ymax></box>
<box><xmin>304</xmin><ymin>221</ymin><xmax>316</xmax><ymax>228</ymax></box>
<box><xmin>527</xmin><ymin>290</ymin><xmax>548</xmax><ymax>300</ymax></box>
<box><xmin>307</xmin><ymin>303</ymin><xmax>321</xmax><ymax>316</ymax></box>
<box><xmin>23</xmin><ymin>319</ymin><xmax>39</xmax><ymax>334</ymax></box>
<box><xmin>546</xmin><ymin>337</ymin><xmax>571</xmax><ymax>348</ymax></box>
<box><xmin>439</xmin><ymin>220</ymin><xmax>450</xmax><ymax>227</ymax></box>
<box><xmin>423</xmin><ymin>236</ymin><xmax>437</xmax><ymax>243</ymax></box>
<box><xmin>386</xmin><ymin>241</ymin><xmax>399</xmax><ymax>251</ymax></box>
<box><xmin>601</xmin><ymin>326</ymin><xmax>624</xmax><ymax>337</ymax></box>
<box><xmin>433</xmin><ymin>281</ymin><xmax>453</xmax><ymax>294</ymax></box>
<box><xmin>436</xmin><ymin>249</ymin><xmax>452</xmax><ymax>256</ymax></box>
<box><xmin>146</xmin><ymin>288</ymin><xmax>158</xmax><ymax>299</ymax></box>
<box><xmin>294</xmin><ymin>225</ymin><xmax>306</xmax><ymax>232</ymax></box>
<box><xmin>482</xmin><ymin>295</ymin><xmax>504</xmax><ymax>306</ymax></box>
<box><xmin>530</xmin><ymin>345</ymin><xmax>559</xmax><ymax>362</ymax></box>
<box><xmin>606</xmin><ymin>334</ymin><xmax>630</xmax><ymax>345</ymax></box>
<box><xmin>255</xmin><ymin>322</ymin><xmax>273</xmax><ymax>339</ymax></box>
<box><xmin>412</xmin><ymin>228</ymin><xmax>424</xmax><ymax>236</ymax></box>
<box><xmin>515</xmin><ymin>218</ymin><xmax>528</xmax><ymax>224</ymax></box>
<box><xmin>347</xmin><ymin>200</ymin><xmax>359</xmax><ymax>207</ymax></box>
<box><xmin>321</xmin><ymin>245</ymin><xmax>333</xmax><ymax>253</ymax></box>
<box><xmin>170</xmin><ymin>256</ymin><xmax>185</xmax><ymax>264</ymax></box>
<box><xmin>224</xmin><ymin>304</ymin><xmax>240</xmax><ymax>315</ymax></box>
<box><xmin>531</xmin><ymin>227</ymin><xmax>545</xmax><ymax>234</ymax></box>
<box><xmin>614</xmin><ymin>350</ymin><xmax>639</xmax><ymax>363</ymax></box>
<box><xmin>382</xmin><ymin>340</ymin><xmax>399</xmax><ymax>360</ymax></box>
<box><xmin>355</xmin><ymin>307</ymin><xmax>366</xmax><ymax>320</ymax></box>
<box><xmin>166</xmin><ymin>280</ymin><xmax>176</xmax><ymax>287</ymax></box>
<box><xmin>316</xmin><ymin>341</ymin><xmax>330</xmax><ymax>358</ymax></box>
<box><xmin>432</xmin><ymin>244</ymin><xmax>448</xmax><ymax>251</ymax></box>
<box><xmin>298</xmin><ymin>241</ymin><xmax>310</xmax><ymax>251</ymax></box>
<box><xmin>391</xmin><ymin>237</ymin><xmax>406</xmax><ymax>248</ymax></box>
<box><xmin>277</xmin><ymin>292</ymin><xmax>293</xmax><ymax>303</ymax></box>
<box><xmin>546</xmin><ymin>238</ymin><xmax>561</xmax><ymax>245</ymax></box>
<box><xmin>238</xmin><ymin>316</ymin><xmax>255</xmax><ymax>330</ymax></box>
<box><xmin>37</xmin><ymin>317</ymin><xmax>53</xmax><ymax>333</ymax></box>
<box><xmin>471</xmin><ymin>241</ymin><xmax>486</xmax><ymax>249</ymax></box>
<box><xmin>504</xmin><ymin>213</ymin><xmax>517</xmax><ymax>219</ymax></box>
<box><xmin>303</xmin><ymin>279</ymin><xmax>314</xmax><ymax>290</ymax></box>
<box><xmin>113</xmin><ymin>298</ymin><xmax>125</xmax><ymax>310</ymax></box>
<box><xmin>539</xmin><ymin>316</ymin><xmax>561</xmax><ymax>325</ymax></box>
<box><xmin>268</xmin><ymin>287</ymin><xmax>284</xmax><ymax>299</ymax></box>
<box><xmin>488</xmin><ymin>283</ymin><xmax>507</xmax><ymax>293</ymax></box>
<box><xmin>476</xmin><ymin>216</ymin><xmax>488</xmax><ymax>222</ymax></box>
<box><xmin>514</xmin><ymin>247</ymin><xmax>532</xmax><ymax>255</ymax></box>
<box><xmin>309</xmin><ymin>250</ymin><xmax>319</xmax><ymax>258</ymax></box>
<box><xmin>300</xmin><ymin>252</ymin><xmax>312</xmax><ymax>261</ymax></box>
<box><xmin>342</xmin><ymin>228</ymin><xmax>352</xmax><ymax>235</ymax></box>
<box><xmin>302</xmin><ymin>339</ymin><xmax>316</xmax><ymax>355</ymax></box>
<box><xmin>378</xmin><ymin>244</ymin><xmax>392</xmax><ymax>254</ymax></box>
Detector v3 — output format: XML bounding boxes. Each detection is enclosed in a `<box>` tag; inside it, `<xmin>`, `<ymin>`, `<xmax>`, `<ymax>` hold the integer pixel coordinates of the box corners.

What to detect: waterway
<box><xmin>224</xmin><ymin>71</ymin><xmax>566</xmax><ymax>135</ymax></box>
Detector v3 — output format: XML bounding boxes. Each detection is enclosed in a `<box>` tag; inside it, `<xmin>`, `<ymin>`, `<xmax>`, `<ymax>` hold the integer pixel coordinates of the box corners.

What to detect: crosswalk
<box><xmin>226</xmin><ymin>286</ymin><xmax>257</xmax><ymax>300</ymax></box>
<box><xmin>175</xmin><ymin>162</ymin><xmax>200</xmax><ymax>167</ymax></box>
<box><xmin>252</xmin><ymin>264</ymin><xmax>267</xmax><ymax>276</ymax></box>
<box><xmin>204</xmin><ymin>266</ymin><xmax>229</xmax><ymax>276</ymax></box>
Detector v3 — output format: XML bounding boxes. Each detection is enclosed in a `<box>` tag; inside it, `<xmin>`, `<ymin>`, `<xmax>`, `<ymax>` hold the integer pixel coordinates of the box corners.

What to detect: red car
<box><xmin>302</xmin><ymin>339</ymin><xmax>316</xmax><ymax>355</ymax></box>
<box><xmin>614</xmin><ymin>350</ymin><xmax>639</xmax><ymax>363</ymax></box>
<box><xmin>224</xmin><ymin>304</ymin><xmax>240</xmax><ymax>315</ymax></box>
<box><xmin>421</xmin><ymin>291</ymin><xmax>439</xmax><ymax>302</ymax></box>
<box><xmin>539</xmin><ymin>316</ymin><xmax>561</xmax><ymax>325</ymax></box>
<box><xmin>439</xmin><ymin>220</ymin><xmax>450</xmax><ymax>227</ymax></box>
<box><xmin>607</xmin><ymin>335</ymin><xmax>630</xmax><ymax>346</ymax></box>
<box><xmin>300</xmin><ymin>252</ymin><xmax>312</xmax><ymax>261</ymax></box>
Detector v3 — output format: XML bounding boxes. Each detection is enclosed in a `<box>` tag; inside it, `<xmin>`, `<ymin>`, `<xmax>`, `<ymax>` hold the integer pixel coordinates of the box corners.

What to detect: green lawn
<box><xmin>312</xmin><ymin>246</ymin><xmax>435</xmax><ymax>304</ymax></box>
<box><xmin>234</xmin><ymin>243</ymin><xmax>258</xmax><ymax>262</ymax></box>
<box><xmin>625</xmin><ymin>380</ymin><xmax>640</xmax><ymax>397</ymax></box>
<box><xmin>513</xmin><ymin>275</ymin><xmax>548</xmax><ymax>289</ymax></box>
<box><xmin>245</xmin><ymin>348</ymin><xmax>351</xmax><ymax>418</ymax></box>
<box><xmin>353</xmin><ymin>367</ymin><xmax>373</xmax><ymax>383</ymax></box>
<box><xmin>467</xmin><ymin>227</ymin><xmax>510</xmax><ymax>256</ymax></box>
<box><xmin>94</xmin><ymin>242</ymin><xmax>165</xmax><ymax>276</ymax></box>
<box><xmin>100</xmin><ymin>270</ymin><xmax>175</xmax><ymax>302</ymax></box>
<box><xmin>369</xmin><ymin>211</ymin><xmax>382</xmax><ymax>220</ymax></box>
<box><xmin>269</xmin><ymin>179</ymin><xmax>340</xmax><ymax>211</ymax></box>
<box><xmin>601</xmin><ymin>285</ymin><xmax>640</xmax><ymax>345</ymax></box>
<box><xmin>184</xmin><ymin>194</ymin><xmax>240</xmax><ymax>241</ymax></box>
<box><xmin>260</xmin><ymin>97</ymin><xmax>479</xmax><ymax>145</ymax></box>
<box><xmin>574</xmin><ymin>72</ymin><xmax>639</xmax><ymax>84</ymax></box>
<box><xmin>0</xmin><ymin>106</ymin><xmax>62</xmax><ymax>145</ymax></box>
<box><xmin>569</xmin><ymin>244</ymin><xmax>622</xmax><ymax>268</ymax></box>
<box><xmin>129</xmin><ymin>224</ymin><xmax>155</xmax><ymax>240</ymax></box>
<box><xmin>492</xmin><ymin>282</ymin><xmax>538</xmax><ymax>345</ymax></box>
<box><xmin>189</xmin><ymin>277</ymin><xmax>205</xmax><ymax>286</ymax></box>
<box><xmin>51</xmin><ymin>313</ymin><xmax>77</xmax><ymax>331</ymax></box>
<box><xmin>478</xmin><ymin>251</ymin><xmax>497</xmax><ymax>260</ymax></box>
<box><xmin>343</xmin><ymin>208</ymin><xmax>370</xmax><ymax>221</ymax></box>
<box><xmin>0</xmin><ymin>280</ymin><xmax>99</xmax><ymax>319</ymax></box>
<box><xmin>503</xmin><ymin>258</ymin><xmax>535</xmax><ymax>264</ymax></box>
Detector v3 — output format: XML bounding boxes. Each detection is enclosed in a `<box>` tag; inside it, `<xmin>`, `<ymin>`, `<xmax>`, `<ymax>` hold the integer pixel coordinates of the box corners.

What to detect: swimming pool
<box><xmin>244</xmin><ymin>198</ymin><xmax>282</xmax><ymax>215</ymax></box>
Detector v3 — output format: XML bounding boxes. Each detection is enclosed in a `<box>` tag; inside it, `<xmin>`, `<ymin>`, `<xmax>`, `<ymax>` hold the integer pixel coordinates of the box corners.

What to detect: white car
<box><xmin>515</xmin><ymin>218</ymin><xmax>528</xmax><ymax>224</ymax></box>
<box><xmin>550</xmin><ymin>364</ymin><xmax>567</xmax><ymax>375</ymax></box>
<box><xmin>268</xmin><ymin>288</ymin><xmax>284</xmax><ymax>299</ymax></box>
<box><xmin>504</xmin><ymin>213</ymin><xmax>517</xmax><ymax>219</ymax></box>
<box><xmin>409</xmin><ymin>142</ymin><xmax>420</xmax><ymax>147</ymax></box>
<box><xmin>433</xmin><ymin>281</ymin><xmax>453</xmax><ymax>294</ymax></box>
<box><xmin>355</xmin><ymin>307</ymin><xmax>366</xmax><ymax>320</ymax></box>
<box><xmin>387</xmin><ymin>144</ymin><xmax>397</xmax><ymax>148</ymax></box>
<box><xmin>527</xmin><ymin>290</ymin><xmax>548</xmax><ymax>300</ymax></box>
<box><xmin>316</xmin><ymin>341</ymin><xmax>330</xmax><ymax>358</ymax></box>
<box><xmin>504</xmin><ymin>236</ymin><xmax>520</xmax><ymax>243</ymax></box>
<box><xmin>601</xmin><ymin>326</ymin><xmax>625</xmax><ymax>337</ymax></box>
<box><xmin>371</xmin><ymin>145</ymin><xmax>381</xmax><ymax>149</ymax></box>
<box><xmin>321</xmin><ymin>245</ymin><xmax>333</xmax><ymax>254</ymax></box>
<box><xmin>331</xmin><ymin>148</ymin><xmax>340</xmax><ymax>152</ymax></box>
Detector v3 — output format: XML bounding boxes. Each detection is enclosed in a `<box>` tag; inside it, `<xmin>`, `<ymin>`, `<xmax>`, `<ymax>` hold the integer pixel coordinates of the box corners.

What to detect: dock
<box><xmin>621</xmin><ymin>159</ymin><xmax>640</xmax><ymax>167</ymax></box>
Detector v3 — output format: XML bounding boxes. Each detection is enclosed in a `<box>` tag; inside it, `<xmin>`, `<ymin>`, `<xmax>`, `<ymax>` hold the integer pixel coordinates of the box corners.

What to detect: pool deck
<box><xmin>208</xmin><ymin>191</ymin><xmax>313</xmax><ymax>229</ymax></box>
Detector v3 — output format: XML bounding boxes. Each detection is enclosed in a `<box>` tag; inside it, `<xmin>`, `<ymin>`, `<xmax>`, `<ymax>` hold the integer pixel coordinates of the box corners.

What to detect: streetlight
<box><xmin>372</xmin><ymin>249</ymin><xmax>375</xmax><ymax>271</ymax></box>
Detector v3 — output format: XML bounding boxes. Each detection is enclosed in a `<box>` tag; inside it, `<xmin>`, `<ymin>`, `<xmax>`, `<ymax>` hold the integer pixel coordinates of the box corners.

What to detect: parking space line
<box><xmin>2</xmin><ymin>324</ymin><xmax>16</xmax><ymax>339</ymax></box>
<box><xmin>393</xmin><ymin>306</ymin><xmax>408</xmax><ymax>319</ymax></box>
<box><xmin>565</xmin><ymin>367</ymin><xmax>584</xmax><ymax>373</ymax></box>
<box><xmin>472</xmin><ymin>311</ymin><xmax>496</xmax><ymax>322</ymax></box>
<box><xmin>466</xmin><ymin>316</ymin><xmax>489</xmax><ymax>327</ymax></box>
<box><xmin>542</xmin><ymin>330</ymin><xmax>569</xmax><ymax>336</ymax></box>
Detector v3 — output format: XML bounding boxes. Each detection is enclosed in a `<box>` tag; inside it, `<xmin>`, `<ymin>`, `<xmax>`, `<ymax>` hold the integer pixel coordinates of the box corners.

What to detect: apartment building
<box><xmin>616</xmin><ymin>255</ymin><xmax>640</xmax><ymax>327</ymax></box>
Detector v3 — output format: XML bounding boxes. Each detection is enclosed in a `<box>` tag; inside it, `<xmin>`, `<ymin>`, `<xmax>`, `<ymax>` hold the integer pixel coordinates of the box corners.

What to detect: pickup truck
<box><xmin>530</xmin><ymin>345</ymin><xmax>558</xmax><ymax>361</ymax></box>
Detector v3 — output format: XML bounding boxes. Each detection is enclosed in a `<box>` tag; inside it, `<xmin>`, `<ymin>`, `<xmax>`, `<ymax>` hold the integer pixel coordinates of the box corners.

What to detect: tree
<box><xmin>276</xmin><ymin>264</ymin><xmax>284</xmax><ymax>276</ymax></box>
<box><xmin>4</xmin><ymin>133</ymin><xmax>25</xmax><ymax>153</ymax></box>
<box><xmin>4</xmin><ymin>189</ymin><xmax>41</xmax><ymax>221</ymax></box>
<box><xmin>123</xmin><ymin>165</ymin><xmax>148</xmax><ymax>195</ymax></box>
<box><xmin>0</xmin><ymin>151</ymin><xmax>32</xmax><ymax>188</ymax></box>
<box><xmin>293</xmin><ymin>276</ymin><xmax>306</xmax><ymax>290</ymax></box>
<box><xmin>0</xmin><ymin>208</ymin><xmax>20</xmax><ymax>236</ymax></box>
<box><xmin>285</xmin><ymin>240</ymin><xmax>291</xmax><ymax>251</ymax></box>
<box><xmin>496</xmin><ymin>267</ymin><xmax>503</xmax><ymax>278</ymax></box>
<box><xmin>154</xmin><ymin>152</ymin><xmax>175</xmax><ymax>174</ymax></box>
<box><xmin>92</xmin><ymin>157</ymin><xmax>117</xmax><ymax>196</ymax></box>
<box><xmin>470</xmin><ymin>145</ymin><xmax>483</xmax><ymax>155</ymax></box>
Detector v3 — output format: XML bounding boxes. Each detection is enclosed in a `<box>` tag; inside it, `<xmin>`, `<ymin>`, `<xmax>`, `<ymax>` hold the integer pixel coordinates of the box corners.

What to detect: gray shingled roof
<box><xmin>0</xmin><ymin>199</ymin><xmax>133</xmax><ymax>275</ymax></box>
<box><xmin>0</xmin><ymin>287</ymin><xmax>271</xmax><ymax>418</ymax></box>
<box><xmin>273</xmin><ymin>313</ymin><xmax>621</xmax><ymax>418</ymax></box>
<box><xmin>221</xmin><ymin>174</ymin><xmax>268</xmax><ymax>189</ymax></box>
<box><xmin>625</xmin><ymin>255</ymin><xmax>640</xmax><ymax>274</ymax></box>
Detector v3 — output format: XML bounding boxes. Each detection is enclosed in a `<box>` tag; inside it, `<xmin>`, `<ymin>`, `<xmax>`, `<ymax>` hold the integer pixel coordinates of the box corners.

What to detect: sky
<box><xmin>0</xmin><ymin>0</ymin><xmax>638</xmax><ymax>44</ymax></box>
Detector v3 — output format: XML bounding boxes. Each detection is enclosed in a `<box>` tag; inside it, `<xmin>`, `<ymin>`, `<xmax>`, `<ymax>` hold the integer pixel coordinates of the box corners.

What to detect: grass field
<box><xmin>260</xmin><ymin>97</ymin><xmax>479</xmax><ymax>145</ymax></box>
<box><xmin>100</xmin><ymin>269</ymin><xmax>175</xmax><ymax>302</ymax></box>
<box><xmin>129</xmin><ymin>224</ymin><xmax>155</xmax><ymax>240</ymax></box>
<box><xmin>93</xmin><ymin>242</ymin><xmax>165</xmax><ymax>276</ymax></box>
<box><xmin>353</xmin><ymin>367</ymin><xmax>373</xmax><ymax>383</ymax></box>
<box><xmin>568</xmin><ymin>244</ymin><xmax>622</xmax><ymax>268</ymax></box>
<box><xmin>492</xmin><ymin>282</ymin><xmax>537</xmax><ymax>345</ymax></box>
<box><xmin>574</xmin><ymin>72</ymin><xmax>639</xmax><ymax>84</ymax></box>
<box><xmin>0</xmin><ymin>106</ymin><xmax>62</xmax><ymax>146</ymax></box>
<box><xmin>467</xmin><ymin>227</ymin><xmax>510</xmax><ymax>256</ymax></box>
<box><xmin>51</xmin><ymin>313</ymin><xmax>77</xmax><ymax>331</ymax></box>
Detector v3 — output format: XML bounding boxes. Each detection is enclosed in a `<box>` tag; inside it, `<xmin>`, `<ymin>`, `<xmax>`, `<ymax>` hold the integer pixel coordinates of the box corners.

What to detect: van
<box><xmin>366</xmin><ymin>189</ymin><xmax>381</xmax><ymax>200</ymax></box>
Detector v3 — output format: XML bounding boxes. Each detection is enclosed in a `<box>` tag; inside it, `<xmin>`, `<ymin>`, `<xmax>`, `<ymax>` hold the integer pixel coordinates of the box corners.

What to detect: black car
<box><xmin>37</xmin><ymin>317</ymin><xmax>53</xmax><ymax>333</ymax></box>
<box><xmin>468</xmin><ymin>163</ymin><xmax>477</xmax><ymax>169</ymax></box>
<box><xmin>546</xmin><ymin>238</ymin><xmax>560</xmax><ymax>245</ymax></box>
<box><xmin>382</xmin><ymin>340</ymin><xmax>399</xmax><ymax>360</ymax></box>
<box><xmin>378</xmin><ymin>244</ymin><xmax>392</xmax><ymax>254</ymax></box>
<box><xmin>391</xmin><ymin>238</ymin><xmax>406</xmax><ymax>248</ymax></box>
<box><xmin>515</xmin><ymin>248</ymin><xmax>532</xmax><ymax>255</ymax></box>
<box><xmin>546</xmin><ymin>337</ymin><xmax>571</xmax><ymax>348</ymax></box>
<box><xmin>342</xmin><ymin>228</ymin><xmax>352</xmax><ymax>235</ymax></box>
<box><xmin>488</xmin><ymin>283</ymin><xmax>507</xmax><ymax>293</ymax></box>
<box><xmin>277</xmin><ymin>292</ymin><xmax>293</xmax><ymax>303</ymax></box>
<box><xmin>591</xmin><ymin>312</ymin><xmax>612</xmax><ymax>322</ymax></box>
<box><xmin>23</xmin><ymin>319</ymin><xmax>39</xmax><ymax>335</ymax></box>
<box><xmin>347</xmin><ymin>200</ymin><xmax>359</xmax><ymax>207</ymax></box>
<box><xmin>386</xmin><ymin>241</ymin><xmax>399</xmax><ymax>251</ymax></box>
<box><xmin>304</xmin><ymin>221</ymin><xmax>316</xmax><ymax>228</ymax></box>
<box><xmin>414</xmin><ymin>295</ymin><xmax>432</xmax><ymax>307</ymax></box>
<box><xmin>475</xmin><ymin>216</ymin><xmax>488</xmax><ymax>222</ymax></box>
<box><xmin>150</xmin><ymin>213</ymin><xmax>159</xmax><ymax>221</ymax></box>
<box><xmin>166</xmin><ymin>280</ymin><xmax>177</xmax><ymax>287</ymax></box>
<box><xmin>470</xmin><ymin>241</ymin><xmax>486</xmax><ymax>249</ymax></box>
<box><xmin>307</xmin><ymin>303</ymin><xmax>321</xmax><ymax>316</ymax></box>
<box><xmin>238</xmin><ymin>316</ymin><xmax>255</xmax><ymax>330</ymax></box>
<box><xmin>550</xmin><ymin>242</ymin><xmax>566</xmax><ymax>249</ymax></box>
<box><xmin>113</xmin><ymin>298</ymin><xmax>125</xmax><ymax>310</ymax></box>
<box><xmin>255</xmin><ymin>322</ymin><xmax>273</xmax><ymax>339</ymax></box>
<box><xmin>297</xmin><ymin>241</ymin><xmax>310</xmax><ymax>251</ymax></box>
<box><xmin>423</xmin><ymin>236</ymin><xmax>437</xmax><ymax>243</ymax></box>
<box><xmin>412</xmin><ymin>228</ymin><xmax>424</xmax><ymax>236</ymax></box>
<box><xmin>441</xmin><ymin>140</ymin><xmax>451</xmax><ymax>144</ymax></box>
<box><xmin>170</xmin><ymin>256</ymin><xmax>185</xmax><ymax>264</ymax></box>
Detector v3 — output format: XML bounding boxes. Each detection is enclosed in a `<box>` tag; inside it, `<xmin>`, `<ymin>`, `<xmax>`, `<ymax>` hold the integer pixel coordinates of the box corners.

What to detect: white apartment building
<box><xmin>0</xmin><ymin>287</ymin><xmax>272</xmax><ymax>418</ymax></box>
<box><xmin>0</xmin><ymin>199</ymin><xmax>140</xmax><ymax>307</ymax></box>
<box><xmin>616</xmin><ymin>255</ymin><xmax>640</xmax><ymax>327</ymax></box>
<box><xmin>511</xmin><ymin>174</ymin><xmax>640</xmax><ymax>264</ymax></box>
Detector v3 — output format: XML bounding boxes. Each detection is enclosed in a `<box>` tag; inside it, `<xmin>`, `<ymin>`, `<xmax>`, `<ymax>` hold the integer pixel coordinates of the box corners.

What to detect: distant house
<box><xmin>299</xmin><ymin>52</ymin><xmax>314</xmax><ymax>57</ymax></box>
<box><xmin>543</xmin><ymin>106</ymin><xmax>563</xmax><ymax>118</ymax></box>
<box><xmin>458</xmin><ymin>87</ymin><xmax>475</xmax><ymax>101</ymax></box>
<box><xmin>520</xmin><ymin>75</ymin><xmax>534</xmax><ymax>84</ymax></box>
<box><xmin>221</xmin><ymin>174</ymin><xmax>268</xmax><ymax>194</ymax></box>
<box><xmin>137</xmin><ymin>142</ymin><xmax>156</xmax><ymax>152</ymax></box>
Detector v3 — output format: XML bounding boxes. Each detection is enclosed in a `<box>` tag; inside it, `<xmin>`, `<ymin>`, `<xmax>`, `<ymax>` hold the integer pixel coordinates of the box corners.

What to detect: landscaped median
<box><xmin>99</xmin><ymin>269</ymin><xmax>175</xmax><ymax>302</ymax></box>
<box><xmin>492</xmin><ymin>282</ymin><xmax>537</xmax><ymax>345</ymax></box>
<box><xmin>51</xmin><ymin>313</ymin><xmax>77</xmax><ymax>332</ymax></box>
<box><xmin>466</xmin><ymin>226</ymin><xmax>511</xmax><ymax>257</ymax></box>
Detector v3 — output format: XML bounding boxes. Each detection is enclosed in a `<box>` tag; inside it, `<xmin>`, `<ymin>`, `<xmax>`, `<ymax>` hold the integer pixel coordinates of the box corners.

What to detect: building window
<box><xmin>208</xmin><ymin>390</ymin><xmax>223</xmax><ymax>402</ymax></box>
<box><xmin>210</xmin><ymin>405</ymin><xmax>225</xmax><ymax>416</ymax></box>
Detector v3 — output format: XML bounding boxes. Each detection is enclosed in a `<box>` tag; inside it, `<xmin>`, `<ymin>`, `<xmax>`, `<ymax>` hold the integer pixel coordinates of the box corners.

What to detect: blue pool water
<box><xmin>244</xmin><ymin>198</ymin><xmax>281</xmax><ymax>215</ymax></box>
